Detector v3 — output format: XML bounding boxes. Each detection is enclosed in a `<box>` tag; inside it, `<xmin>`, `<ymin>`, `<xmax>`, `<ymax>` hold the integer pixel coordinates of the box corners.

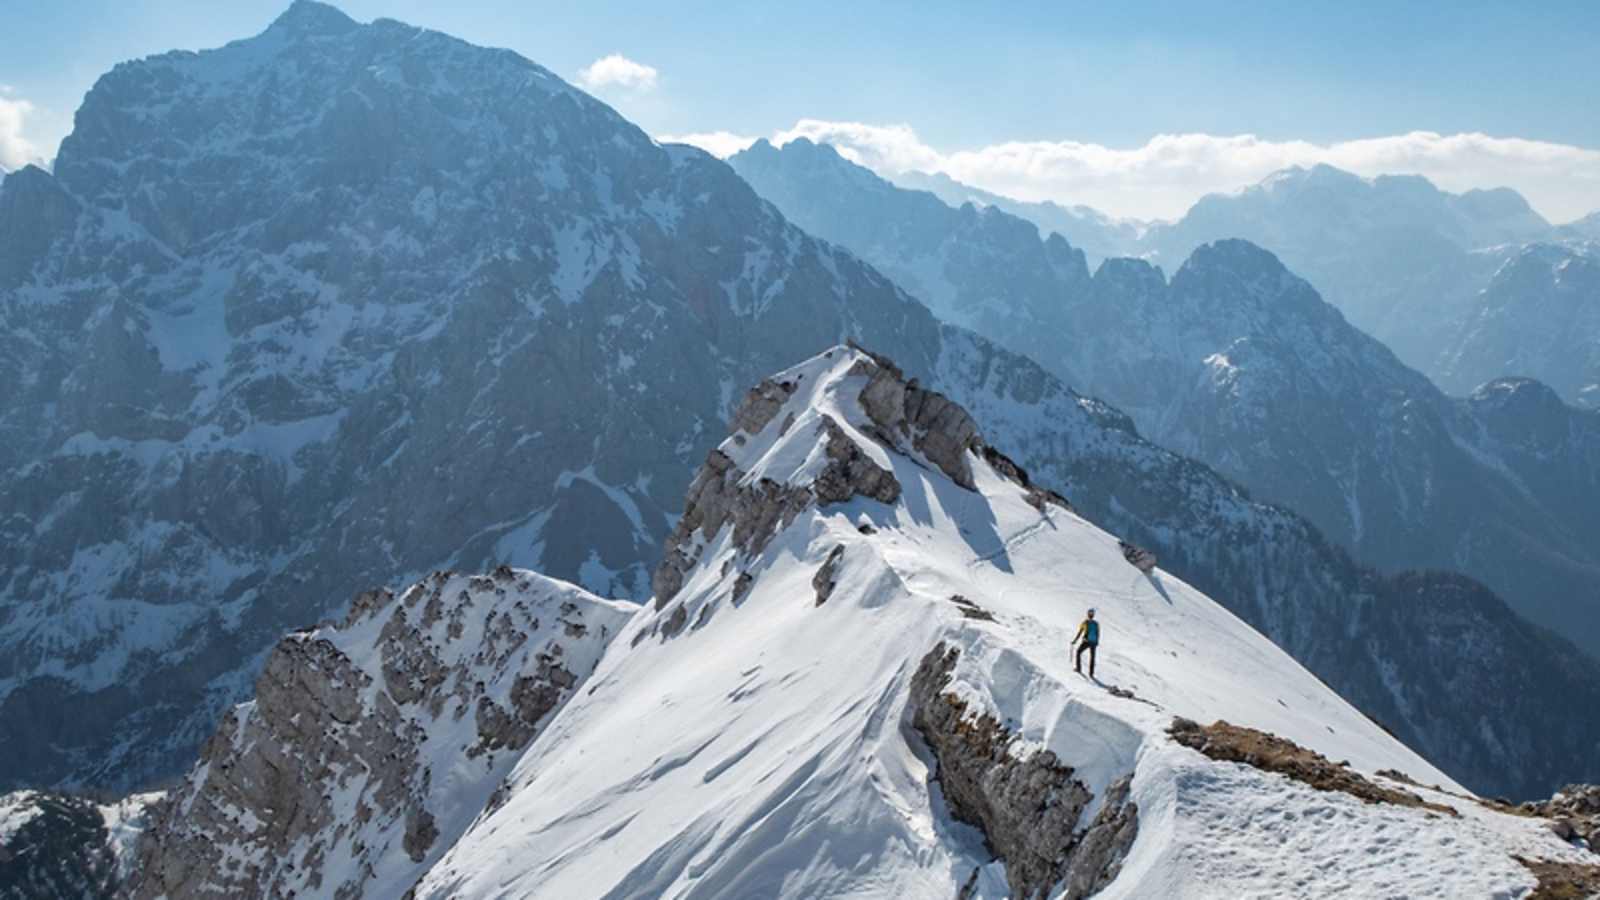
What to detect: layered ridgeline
<box><xmin>887</xmin><ymin>160</ymin><xmax>1599</xmax><ymax>410</ymax></box>
<box><xmin>1138</xmin><ymin>163</ymin><xmax>1551</xmax><ymax>370</ymax></box>
<box><xmin>890</xmin><ymin>169</ymin><xmax>1147</xmax><ymax>269</ymax></box>
<box><xmin>730</xmin><ymin>138</ymin><xmax>1600</xmax><ymax>660</ymax></box>
<box><xmin>130</xmin><ymin>348</ymin><xmax>1600</xmax><ymax>899</ymax></box>
<box><xmin>2</xmin><ymin>2</ymin><xmax>1598</xmax><ymax>803</ymax></box>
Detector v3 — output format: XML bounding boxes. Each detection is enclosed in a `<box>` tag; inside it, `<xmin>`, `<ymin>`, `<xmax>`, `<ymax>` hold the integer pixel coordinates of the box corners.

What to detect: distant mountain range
<box><xmin>730</xmin><ymin>138</ymin><xmax>1600</xmax><ymax>663</ymax></box>
<box><xmin>1433</xmin><ymin>243</ymin><xmax>1600</xmax><ymax>407</ymax></box>
<box><xmin>2</xmin><ymin>0</ymin><xmax>1597</xmax><ymax>810</ymax></box>
<box><xmin>891</xmin><ymin>169</ymin><xmax>1148</xmax><ymax>267</ymax></box>
<box><xmin>882</xmin><ymin>156</ymin><xmax>1599</xmax><ymax>411</ymax></box>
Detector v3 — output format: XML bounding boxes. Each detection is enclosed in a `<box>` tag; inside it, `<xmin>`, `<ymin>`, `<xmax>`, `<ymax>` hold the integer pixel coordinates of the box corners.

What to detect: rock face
<box><xmin>911</xmin><ymin>644</ymin><xmax>1137</xmax><ymax>900</ymax></box>
<box><xmin>1526</xmin><ymin>784</ymin><xmax>1600</xmax><ymax>853</ymax></box>
<box><xmin>128</xmin><ymin>568</ymin><xmax>633</xmax><ymax>900</ymax></box>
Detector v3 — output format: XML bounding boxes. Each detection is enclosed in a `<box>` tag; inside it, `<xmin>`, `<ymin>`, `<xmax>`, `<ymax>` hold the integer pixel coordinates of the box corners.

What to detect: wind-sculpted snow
<box><xmin>412</xmin><ymin>347</ymin><xmax>1591</xmax><ymax>899</ymax></box>
<box><xmin>129</xmin><ymin>568</ymin><xmax>632</xmax><ymax>900</ymax></box>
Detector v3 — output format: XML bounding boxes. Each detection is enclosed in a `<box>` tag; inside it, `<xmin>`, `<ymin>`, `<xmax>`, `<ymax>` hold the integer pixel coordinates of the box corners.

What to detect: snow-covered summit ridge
<box><xmin>411</xmin><ymin>345</ymin><xmax>1592</xmax><ymax>898</ymax></box>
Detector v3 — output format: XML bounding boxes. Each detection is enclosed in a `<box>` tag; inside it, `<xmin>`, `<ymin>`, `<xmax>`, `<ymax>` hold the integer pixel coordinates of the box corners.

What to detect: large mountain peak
<box><xmin>1177</xmin><ymin>236</ymin><xmax>1291</xmax><ymax>275</ymax></box>
<box><xmin>1169</xmin><ymin>238</ymin><xmax>1318</xmax><ymax>309</ymax></box>
<box><xmin>266</xmin><ymin>0</ymin><xmax>359</xmax><ymax>37</ymax></box>
<box><xmin>0</xmin><ymin>0</ymin><xmax>947</xmax><ymax>791</ymax></box>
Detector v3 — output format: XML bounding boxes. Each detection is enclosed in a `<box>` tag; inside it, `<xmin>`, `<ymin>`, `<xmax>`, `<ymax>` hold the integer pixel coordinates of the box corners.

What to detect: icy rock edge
<box><xmin>912</xmin><ymin>644</ymin><xmax>1138</xmax><ymax>900</ymax></box>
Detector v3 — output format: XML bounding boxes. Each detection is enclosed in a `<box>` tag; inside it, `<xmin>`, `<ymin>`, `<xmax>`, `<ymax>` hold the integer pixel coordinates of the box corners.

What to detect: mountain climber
<box><xmin>1072</xmin><ymin>609</ymin><xmax>1099</xmax><ymax>677</ymax></box>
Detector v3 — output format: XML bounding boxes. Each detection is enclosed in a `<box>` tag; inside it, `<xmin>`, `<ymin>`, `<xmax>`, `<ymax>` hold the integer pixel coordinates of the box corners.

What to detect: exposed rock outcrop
<box><xmin>1119</xmin><ymin>540</ymin><xmax>1157</xmax><ymax>573</ymax></box>
<box><xmin>812</xmin><ymin>545</ymin><xmax>845</xmax><ymax>606</ymax></box>
<box><xmin>1523</xmin><ymin>784</ymin><xmax>1600</xmax><ymax>853</ymax></box>
<box><xmin>130</xmin><ymin>569</ymin><xmax>632</xmax><ymax>900</ymax></box>
<box><xmin>910</xmin><ymin>644</ymin><xmax>1139</xmax><ymax>899</ymax></box>
<box><xmin>653</xmin><ymin>347</ymin><xmax>1072</xmax><ymax>615</ymax></box>
<box><xmin>1168</xmin><ymin>718</ymin><xmax>1457</xmax><ymax>816</ymax></box>
<box><xmin>651</xmin><ymin>448</ymin><xmax>818</xmax><ymax>610</ymax></box>
<box><xmin>1513</xmin><ymin>855</ymin><xmax>1600</xmax><ymax>899</ymax></box>
<box><xmin>851</xmin><ymin>343</ymin><xmax>981</xmax><ymax>490</ymax></box>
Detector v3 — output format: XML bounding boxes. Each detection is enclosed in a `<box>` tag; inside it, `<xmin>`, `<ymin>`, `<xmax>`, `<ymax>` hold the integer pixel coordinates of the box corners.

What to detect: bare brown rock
<box><xmin>911</xmin><ymin>643</ymin><xmax>1139</xmax><ymax>900</ymax></box>
<box><xmin>1514</xmin><ymin>856</ymin><xmax>1600</xmax><ymax>899</ymax></box>
<box><xmin>1168</xmin><ymin>718</ymin><xmax>1458</xmax><ymax>816</ymax></box>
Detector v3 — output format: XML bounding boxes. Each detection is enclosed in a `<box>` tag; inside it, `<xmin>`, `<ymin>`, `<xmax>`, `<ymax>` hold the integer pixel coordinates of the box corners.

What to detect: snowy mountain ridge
<box><xmin>133</xmin><ymin>346</ymin><xmax>1600</xmax><ymax>899</ymax></box>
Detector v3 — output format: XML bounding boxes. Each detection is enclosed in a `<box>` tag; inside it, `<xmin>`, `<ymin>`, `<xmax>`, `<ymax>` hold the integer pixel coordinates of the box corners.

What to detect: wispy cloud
<box><xmin>576</xmin><ymin>54</ymin><xmax>659</xmax><ymax>93</ymax></box>
<box><xmin>0</xmin><ymin>92</ymin><xmax>45</xmax><ymax>171</ymax></box>
<box><xmin>670</xmin><ymin>120</ymin><xmax>1600</xmax><ymax>222</ymax></box>
<box><xmin>657</xmin><ymin>131</ymin><xmax>758</xmax><ymax>158</ymax></box>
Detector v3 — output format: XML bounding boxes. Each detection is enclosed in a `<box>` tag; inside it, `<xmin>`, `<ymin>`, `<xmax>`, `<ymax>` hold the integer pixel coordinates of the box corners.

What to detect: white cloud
<box><xmin>657</xmin><ymin>130</ymin><xmax>758</xmax><ymax>159</ymax></box>
<box><xmin>694</xmin><ymin>119</ymin><xmax>1600</xmax><ymax>223</ymax></box>
<box><xmin>576</xmin><ymin>54</ymin><xmax>659</xmax><ymax>93</ymax></box>
<box><xmin>0</xmin><ymin>93</ymin><xmax>46</xmax><ymax>171</ymax></box>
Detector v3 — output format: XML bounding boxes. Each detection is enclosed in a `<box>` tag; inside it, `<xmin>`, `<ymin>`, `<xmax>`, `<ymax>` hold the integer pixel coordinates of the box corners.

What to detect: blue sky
<box><xmin>3</xmin><ymin>0</ymin><xmax>1598</xmax><ymax>219</ymax></box>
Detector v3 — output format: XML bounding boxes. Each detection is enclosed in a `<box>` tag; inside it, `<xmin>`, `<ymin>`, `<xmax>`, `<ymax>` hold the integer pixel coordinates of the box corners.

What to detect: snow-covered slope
<box><xmin>129</xmin><ymin>569</ymin><xmax>632</xmax><ymax>899</ymax></box>
<box><xmin>410</xmin><ymin>346</ymin><xmax>1593</xmax><ymax>899</ymax></box>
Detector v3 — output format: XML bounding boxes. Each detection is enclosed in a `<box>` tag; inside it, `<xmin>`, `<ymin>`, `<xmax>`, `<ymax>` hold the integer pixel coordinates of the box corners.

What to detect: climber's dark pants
<box><xmin>1076</xmin><ymin>641</ymin><xmax>1097</xmax><ymax>676</ymax></box>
